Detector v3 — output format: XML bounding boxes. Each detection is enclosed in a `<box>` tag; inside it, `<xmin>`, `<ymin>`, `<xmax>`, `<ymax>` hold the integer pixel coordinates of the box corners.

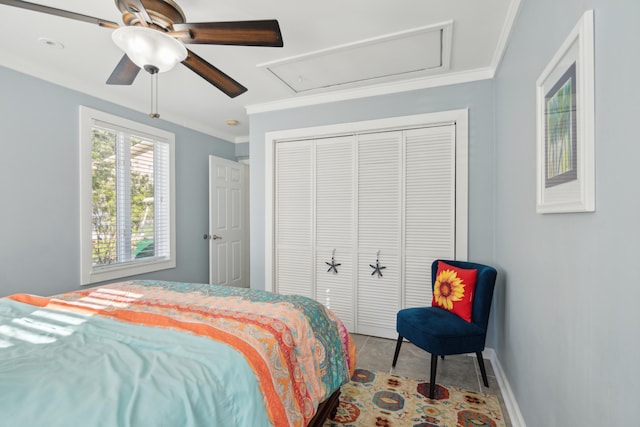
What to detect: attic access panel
<box><xmin>261</xmin><ymin>22</ymin><xmax>452</xmax><ymax>93</ymax></box>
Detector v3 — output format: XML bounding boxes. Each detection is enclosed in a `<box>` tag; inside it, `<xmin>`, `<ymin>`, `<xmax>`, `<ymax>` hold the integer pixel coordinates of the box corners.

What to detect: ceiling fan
<box><xmin>0</xmin><ymin>0</ymin><xmax>284</xmax><ymax>98</ymax></box>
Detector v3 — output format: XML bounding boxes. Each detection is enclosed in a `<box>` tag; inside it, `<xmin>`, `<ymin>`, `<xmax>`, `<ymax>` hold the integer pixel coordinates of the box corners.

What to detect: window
<box><xmin>80</xmin><ymin>107</ymin><xmax>175</xmax><ymax>285</ymax></box>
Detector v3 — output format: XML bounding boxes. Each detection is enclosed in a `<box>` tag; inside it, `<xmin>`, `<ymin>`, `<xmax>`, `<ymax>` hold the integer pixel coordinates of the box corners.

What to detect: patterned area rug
<box><xmin>323</xmin><ymin>369</ymin><xmax>506</xmax><ymax>427</ymax></box>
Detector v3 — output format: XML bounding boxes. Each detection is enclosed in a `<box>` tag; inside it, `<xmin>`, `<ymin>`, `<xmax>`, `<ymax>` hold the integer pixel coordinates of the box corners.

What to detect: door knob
<box><xmin>204</xmin><ymin>234</ymin><xmax>223</xmax><ymax>240</ymax></box>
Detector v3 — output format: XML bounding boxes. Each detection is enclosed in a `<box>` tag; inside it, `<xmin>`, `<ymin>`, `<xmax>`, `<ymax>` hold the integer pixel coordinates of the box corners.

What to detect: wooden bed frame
<box><xmin>307</xmin><ymin>389</ymin><xmax>341</xmax><ymax>427</ymax></box>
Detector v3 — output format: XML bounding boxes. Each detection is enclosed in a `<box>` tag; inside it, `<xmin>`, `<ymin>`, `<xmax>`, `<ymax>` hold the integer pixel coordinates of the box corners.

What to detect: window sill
<box><xmin>81</xmin><ymin>258</ymin><xmax>176</xmax><ymax>285</ymax></box>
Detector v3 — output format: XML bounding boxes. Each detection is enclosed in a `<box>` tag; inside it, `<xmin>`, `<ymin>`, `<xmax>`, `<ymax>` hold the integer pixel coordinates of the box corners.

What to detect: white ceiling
<box><xmin>0</xmin><ymin>0</ymin><xmax>519</xmax><ymax>143</ymax></box>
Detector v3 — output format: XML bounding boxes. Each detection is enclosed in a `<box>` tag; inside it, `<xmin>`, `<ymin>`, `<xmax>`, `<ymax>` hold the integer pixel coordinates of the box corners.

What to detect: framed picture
<box><xmin>536</xmin><ymin>10</ymin><xmax>595</xmax><ymax>213</ymax></box>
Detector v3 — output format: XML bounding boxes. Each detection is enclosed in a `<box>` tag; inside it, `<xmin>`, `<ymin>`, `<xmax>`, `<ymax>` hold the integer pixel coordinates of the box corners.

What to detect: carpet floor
<box><xmin>323</xmin><ymin>369</ymin><xmax>506</xmax><ymax>427</ymax></box>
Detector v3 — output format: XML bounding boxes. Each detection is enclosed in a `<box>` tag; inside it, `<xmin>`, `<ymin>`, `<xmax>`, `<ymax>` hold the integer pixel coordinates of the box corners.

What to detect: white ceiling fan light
<box><xmin>112</xmin><ymin>26</ymin><xmax>187</xmax><ymax>73</ymax></box>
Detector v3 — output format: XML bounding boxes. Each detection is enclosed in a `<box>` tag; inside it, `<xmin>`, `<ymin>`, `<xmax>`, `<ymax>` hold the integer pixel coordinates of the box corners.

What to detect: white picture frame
<box><xmin>536</xmin><ymin>10</ymin><xmax>595</xmax><ymax>213</ymax></box>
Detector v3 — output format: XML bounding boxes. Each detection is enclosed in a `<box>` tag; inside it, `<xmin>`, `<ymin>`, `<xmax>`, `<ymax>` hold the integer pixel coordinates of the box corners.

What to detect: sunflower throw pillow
<box><xmin>431</xmin><ymin>261</ymin><xmax>478</xmax><ymax>322</ymax></box>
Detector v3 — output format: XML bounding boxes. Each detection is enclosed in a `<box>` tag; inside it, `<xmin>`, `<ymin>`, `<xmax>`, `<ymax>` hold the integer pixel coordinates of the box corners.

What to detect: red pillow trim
<box><xmin>431</xmin><ymin>261</ymin><xmax>477</xmax><ymax>322</ymax></box>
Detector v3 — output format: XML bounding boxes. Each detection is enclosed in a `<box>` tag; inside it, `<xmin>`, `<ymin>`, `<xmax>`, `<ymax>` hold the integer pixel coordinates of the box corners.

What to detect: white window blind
<box><xmin>80</xmin><ymin>107</ymin><xmax>175</xmax><ymax>285</ymax></box>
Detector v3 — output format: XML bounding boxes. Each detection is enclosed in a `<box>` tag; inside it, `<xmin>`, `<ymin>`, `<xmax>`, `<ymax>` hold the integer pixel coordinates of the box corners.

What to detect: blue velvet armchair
<box><xmin>392</xmin><ymin>259</ymin><xmax>497</xmax><ymax>399</ymax></box>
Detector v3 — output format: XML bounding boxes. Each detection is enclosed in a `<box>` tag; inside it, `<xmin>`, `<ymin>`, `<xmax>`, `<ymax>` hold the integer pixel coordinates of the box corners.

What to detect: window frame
<box><xmin>79</xmin><ymin>106</ymin><xmax>176</xmax><ymax>285</ymax></box>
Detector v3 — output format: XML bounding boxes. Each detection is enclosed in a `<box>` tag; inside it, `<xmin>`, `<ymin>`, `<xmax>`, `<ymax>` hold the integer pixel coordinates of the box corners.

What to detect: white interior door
<box><xmin>356</xmin><ymin>131</ymin><xmax>402</xmax><ymax>339</ymax></box>
<box><xmin>315</xmin><ymin>136</ymin><xmax>355</xmax><ymax>332</ymax></box>
<box><xmin>274</xmin><ymin>141</ymin><xmax>314</xmax><ymax>298</ymax></box>
<box><xmin>268</xmin><ymin>112</ymin><xmax>466</xmax><ymax>339</ymax></box>
<box><xmin>209</xmin><ymin>155</ymin><xmax>248</xmax><ymax>287</ymax></box>
<box><xmin>403</xmin><ymin>125</ymin><xmax>456</xmax><ymax>308</ymax></box>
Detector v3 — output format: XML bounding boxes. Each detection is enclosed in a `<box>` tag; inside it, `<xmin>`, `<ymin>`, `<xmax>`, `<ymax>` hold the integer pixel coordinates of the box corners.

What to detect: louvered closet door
<box><xmin>275</xmin><ymin>141</ymin><xmax>314</xmax><ymax>298</ymax></box>
<box><xmin>357</xmin><ymin>131</ymin><xmax>402</xmax><ymax>339</ymax></box>
<box><xmin>273</xmin><ymin>122</ymin><xmax>458</xmax><ymax>338</ymax></box>
<box><xmin>404</xmin><ymin>125</ymin><xmax>456</xmax><ymax>309</ymax></box>
<box><xmin>315</xmin><ymin>136</ymin><xmax>355</xmax><ymax>331</ymax></box>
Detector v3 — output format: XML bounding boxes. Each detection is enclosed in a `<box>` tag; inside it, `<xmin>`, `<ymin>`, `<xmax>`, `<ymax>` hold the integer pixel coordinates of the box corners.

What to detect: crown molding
<box><xmin>491</xmin><ymin>0</ymin><xmax>523</xmax><ymax>71</ymax></box>
<box><xmin>246</xmin><ymin>67</ymin><xmax>494</xmax><ymax>115</ymax></box>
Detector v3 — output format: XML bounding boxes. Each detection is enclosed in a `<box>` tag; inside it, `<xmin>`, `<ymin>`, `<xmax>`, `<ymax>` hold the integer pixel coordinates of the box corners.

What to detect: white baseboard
<box><xmin>484</xmin><ymin>348</ymin><xmax>527</xmax><ymax>427</ymax></box>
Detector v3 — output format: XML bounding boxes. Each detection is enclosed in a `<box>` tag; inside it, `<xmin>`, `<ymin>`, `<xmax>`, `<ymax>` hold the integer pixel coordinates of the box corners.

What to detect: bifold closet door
<box><xmin>315</xmin><ymin>136</ymin><xmax>355</xmax><ymax>332</ymax></box>
<box><xmin>275</xmin><ymin>140</ymin><xmax>314</xmax><ymax>298</ymax></box>
<box><xmin>403</xmin><ymin>125</ymin><xmax>456</xmax><ymax>309</ymax></box>
<box><xmin>356</xmin><ymin>131</ymin><xmax>402</xmax><ymax>339</ymax></box>
<box><xmin>274</xmin><ymin>123</ymin><xmax>457</xmax><ymax>339</ymax></box>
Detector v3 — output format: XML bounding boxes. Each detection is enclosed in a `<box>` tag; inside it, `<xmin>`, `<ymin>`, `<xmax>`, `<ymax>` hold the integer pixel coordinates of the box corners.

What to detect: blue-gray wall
<box><xmin>248</xmin><ymin>80</ymin><xmax>498</xmax><ymax>343</ymax></box>
<box><xmin>494</xmin><ymin>1</ymin><xmax>638</xmax><ymax>425</ymax></box>
<box><xmin>0</xmin><ymin>65</ymin><xmax>236</xmax><ymax>297</ymax></box>
<box><xmin>235</xmin><ymin>142</ymin><xmax>250</xmax><ymax>159</ymax></box>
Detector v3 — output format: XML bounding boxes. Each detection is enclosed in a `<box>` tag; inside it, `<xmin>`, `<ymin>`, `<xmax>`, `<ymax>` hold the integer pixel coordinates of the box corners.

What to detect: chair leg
<box><xmin>429</xmin><ymin>353</ymin><xmax>438</xmax><ymax>399</ymax></box>
<box><xmin>476</xmin><ymin>352</ymin><xmax>489</xmax><ymax>387</ymax></box>
<box><xmin>392</xmin><ymin>334</ymin><xmax>403</xmax><ymax>367</ymax></box>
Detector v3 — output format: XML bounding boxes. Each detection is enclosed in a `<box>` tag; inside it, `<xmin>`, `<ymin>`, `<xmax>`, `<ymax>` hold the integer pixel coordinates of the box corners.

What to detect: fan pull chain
<box><xmin>150</xmin><ymin>71</ymin><xmax>160</xmax><ymax>119</ymax></box>
<box><xmin>145</xmin><ymin>65</ymin><xmax>160</xmax><ymax>119</ymax></box>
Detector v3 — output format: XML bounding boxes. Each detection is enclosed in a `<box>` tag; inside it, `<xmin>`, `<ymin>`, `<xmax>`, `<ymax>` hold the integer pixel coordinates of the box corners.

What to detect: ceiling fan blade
<box><xmin>182</xmin><ymin>49</ymin><xmax>247</xmax><ymax>98</ymax></box>
<box><xmin>0</xmin><ymin>0</ymin><xmax>119</xmax><ymax>29</ymax></box>
<box><xmin>171</xmin><ymin>20</ymin><xmax>283</xmax><ymax>47</ymax></box>
<box><xmin>106</xmin><ymin>55</ymin><xmax>141</xmax><ymax>85</ymax></box>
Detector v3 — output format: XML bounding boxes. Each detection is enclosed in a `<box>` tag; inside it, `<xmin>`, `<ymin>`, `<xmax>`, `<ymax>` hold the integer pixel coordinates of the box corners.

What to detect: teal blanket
<box><xmin>0</xmin><ymin>299</ymin><xmax>270</xmax><ymax>427</ymax></box>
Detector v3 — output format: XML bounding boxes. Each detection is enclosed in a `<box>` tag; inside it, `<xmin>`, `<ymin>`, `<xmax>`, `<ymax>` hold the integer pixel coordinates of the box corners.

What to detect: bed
<box><xmin>0</xmin><ymin>280</ymin><xmax>356</xmax><ymax>426</ymax></box>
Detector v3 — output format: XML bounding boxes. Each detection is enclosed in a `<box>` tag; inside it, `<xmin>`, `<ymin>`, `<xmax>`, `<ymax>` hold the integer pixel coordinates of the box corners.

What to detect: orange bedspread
<box><xmin>8</xmin><ymin>280</ymin><xmax>356</xmax><ymax>427</ymax></box>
